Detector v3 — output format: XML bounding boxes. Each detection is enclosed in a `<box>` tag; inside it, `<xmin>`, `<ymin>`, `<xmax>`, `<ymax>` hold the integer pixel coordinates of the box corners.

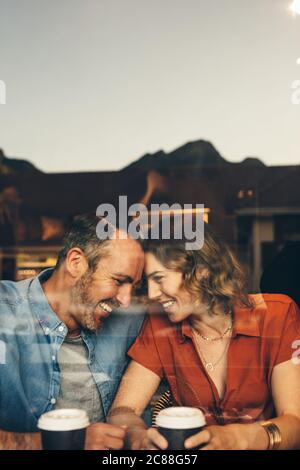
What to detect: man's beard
<box><xmin>70</xmin><ymin>270</ymin><xmax>100</xmax><ymax>332</ymax></box>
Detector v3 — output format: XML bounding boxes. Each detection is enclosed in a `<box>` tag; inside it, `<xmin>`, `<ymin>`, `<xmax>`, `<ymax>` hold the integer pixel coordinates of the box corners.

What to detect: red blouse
<box><xmin>128</xmin><ymin>294</ymin><xmax>300</xmax><ymax>425</ymax></box>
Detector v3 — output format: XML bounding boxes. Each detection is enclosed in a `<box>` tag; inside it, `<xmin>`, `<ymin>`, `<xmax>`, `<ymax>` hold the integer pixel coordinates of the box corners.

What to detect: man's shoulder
<box><xmin>0</xmin><ymin>278</ymin><xmax>33</xmax><ymax>322</ymax></box>
<box><xmin>100</xmin><ymin>307</ymin><xmax>146</xmax><ymax>340</ymax></box>
<box><xmin>0</xmin><ymin>278</ymin><xmax>28</xmax><ymax>305</ymax></box>
<box><xmin>111</xmin><ymin>306</ymin><xmax>145</xmax><ymax>326</ymax></box>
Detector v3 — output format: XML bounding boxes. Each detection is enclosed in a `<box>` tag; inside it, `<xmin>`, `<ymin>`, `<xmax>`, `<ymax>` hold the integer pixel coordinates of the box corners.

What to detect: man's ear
<box><xmin>65</xmin><ymin>247</ymin><xmax>88</xmax><ymax>279</ymax></box>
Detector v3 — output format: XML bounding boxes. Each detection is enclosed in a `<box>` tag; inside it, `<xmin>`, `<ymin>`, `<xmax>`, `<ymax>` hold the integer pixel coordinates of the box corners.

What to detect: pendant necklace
<box><xmin>193</xmin><ymin>329</ymin><xmax>231</xmax><ymax>371</ymax></box>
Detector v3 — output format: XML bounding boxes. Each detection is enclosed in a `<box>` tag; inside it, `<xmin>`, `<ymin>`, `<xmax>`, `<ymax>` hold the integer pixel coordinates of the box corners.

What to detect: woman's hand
<box><xmin>184</xmin><ymin>425</ymin><xmax>250</xmax><ymax>450</ymax></box>
<box><xmin>130</xmin><ymin>427</ymin><xmax>168</xmax><ymax>450</ymax></box>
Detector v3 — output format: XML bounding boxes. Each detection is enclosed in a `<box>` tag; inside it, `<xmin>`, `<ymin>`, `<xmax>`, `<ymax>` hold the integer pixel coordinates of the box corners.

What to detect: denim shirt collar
<box><xmin>28</xmin><ymin>268</ymin><xmax>64</xmax><ymax>335</ymax></box>
<box><xmin>28</xmin><ymin>268</ymin><xmax>98</xmax><ymax>354</ymax></box>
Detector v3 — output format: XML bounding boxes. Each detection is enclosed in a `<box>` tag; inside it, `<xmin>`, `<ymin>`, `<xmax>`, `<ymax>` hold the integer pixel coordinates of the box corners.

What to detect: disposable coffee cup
<box><xmin>156</xmin><ymin>407</ymin><xmax>206</xmax><ymax>450</ymax></box>
<box><xmin>38</xmin><ymin>409</ymin><xmax>90</xmax><ymax>450</ymax></box>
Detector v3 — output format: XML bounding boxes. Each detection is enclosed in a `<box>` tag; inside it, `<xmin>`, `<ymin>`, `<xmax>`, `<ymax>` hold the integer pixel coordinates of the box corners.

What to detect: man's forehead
<box><xmin>106</xmin><ymin>235</ymin><xmax>143</xmax><ymax>252</ymax></box>
<box><xmin>98</xmin><ymin>240</ymin><xmax>144</xmax><ymax>274</ymax></box>
<box><xmin>105</xmin><ymin>239</ymin><xmax>144</xmax><ymax>259</ymax></box>
<box><xmin>104</xmin><ymin>252</ymin><xmax>144</xmax><ymax>269</ymax></box>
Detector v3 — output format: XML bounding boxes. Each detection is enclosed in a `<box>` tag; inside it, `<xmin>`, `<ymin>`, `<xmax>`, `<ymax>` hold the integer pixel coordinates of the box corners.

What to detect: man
<box><xmin>0</xmin><ymin>213</ymin><xmax>144</xmax><ymax>449</ymax></box>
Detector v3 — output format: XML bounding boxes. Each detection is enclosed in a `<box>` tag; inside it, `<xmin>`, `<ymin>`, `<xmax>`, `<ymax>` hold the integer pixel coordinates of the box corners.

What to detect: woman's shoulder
<box><xmin>249</xmin><ymin>293</ymin><xmax>299</xmax><ymax>332</ymax></box>
<box><xmin>251</xmin><ymin>293</ymin><xmax>297</xmax><ymax>312</ymax></box>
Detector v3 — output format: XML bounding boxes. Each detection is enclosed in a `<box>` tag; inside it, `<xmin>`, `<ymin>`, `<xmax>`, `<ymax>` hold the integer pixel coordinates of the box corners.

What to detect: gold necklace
<box><xmin>193</xmin><ymin>329</ymin><xmax>231</xmax><ymax>371</ymax></box>
<box><xmin>193</xmin><ymin>319</ymin><xmax>233</xmax><ymax>342</ymax></box>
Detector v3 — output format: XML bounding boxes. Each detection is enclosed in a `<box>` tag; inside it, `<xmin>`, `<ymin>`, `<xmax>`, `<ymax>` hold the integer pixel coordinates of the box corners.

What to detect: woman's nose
<box><xmin>147</xmin><ymin>280</ymin><xmax>162</xmax><ymax>300</ymax></box>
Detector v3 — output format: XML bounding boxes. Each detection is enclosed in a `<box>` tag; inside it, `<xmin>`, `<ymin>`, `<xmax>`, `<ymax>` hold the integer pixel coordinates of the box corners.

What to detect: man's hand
<box><xmin>85</xmin><ymin>423</ymin><xmax>127</xmax><ymax>450</ymax></box>
<box><xmin>0</xmin><ymin>430</ymin><xmax>41</xmax><ymax>450</ymax></box>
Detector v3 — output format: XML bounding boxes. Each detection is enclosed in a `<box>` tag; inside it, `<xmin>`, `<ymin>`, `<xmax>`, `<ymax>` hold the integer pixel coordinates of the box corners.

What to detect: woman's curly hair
<box><xmin>142</xmin><ymin>217</ymin><xmax>253</xmax><ymax>314</ymax></box>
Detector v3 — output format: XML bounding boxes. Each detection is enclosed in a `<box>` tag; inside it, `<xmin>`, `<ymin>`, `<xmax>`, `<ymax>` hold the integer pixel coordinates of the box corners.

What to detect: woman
<box><xmin>108</xmin><ymin>220</ymin><xmax>300</xmax><ymax>450</ymax></box>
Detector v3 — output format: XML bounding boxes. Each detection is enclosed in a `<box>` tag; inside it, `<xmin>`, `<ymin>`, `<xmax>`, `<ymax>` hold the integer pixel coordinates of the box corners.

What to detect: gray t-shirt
<box><xmin>55</xmin><ymin>335</ymin><xmax>104</xmax><ymax>423</ymax></box>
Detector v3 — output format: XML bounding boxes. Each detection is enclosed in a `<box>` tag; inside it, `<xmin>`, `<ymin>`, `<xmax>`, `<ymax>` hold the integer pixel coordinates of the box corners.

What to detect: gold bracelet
<box><xmin>260</xmin><ymin>421</ymin><xmax>282</xmax><ymax>450</ymax></box>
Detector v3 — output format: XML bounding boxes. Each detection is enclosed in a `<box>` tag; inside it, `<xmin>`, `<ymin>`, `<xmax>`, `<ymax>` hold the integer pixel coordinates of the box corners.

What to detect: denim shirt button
<box><xmin>50</xmin><ymin>398</ymin><xmax>56</xmax><ymax>404</ymax></box>
<box><xmin>45</xmin><ymin>328</ymin><xmax>50</xmax><ymax>335</ymax></box>
<box><xmin>58</xmin><ymin>326</ymin><xmax>64</xmax><ymax>333</ymax></box>
<box><xmin>51</xmin><ymin>355</ymin><xmax>56</xmax><ymax>361</ymax></box>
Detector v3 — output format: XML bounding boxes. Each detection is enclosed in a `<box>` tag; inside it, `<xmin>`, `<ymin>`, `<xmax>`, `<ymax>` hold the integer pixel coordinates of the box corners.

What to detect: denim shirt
<box><xmin>0</xmin><ymin>269</ymin><xmax>145</xmax><ymax>432</ymax></box>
